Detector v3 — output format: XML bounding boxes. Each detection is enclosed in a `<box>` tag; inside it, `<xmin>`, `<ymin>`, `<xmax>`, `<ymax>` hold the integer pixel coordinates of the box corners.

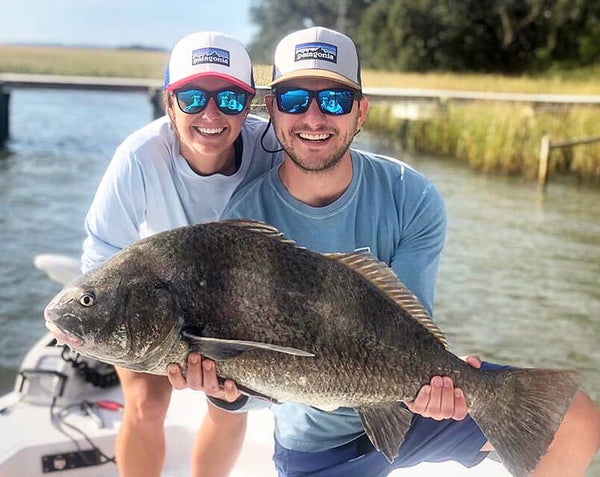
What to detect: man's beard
<box><xmin>286</xmin><ymin>147</ymin><xmax>346</xmax><ymax>173</ymax></box>
<box><xmin>277</xmin><ymin>125</ymin><xmax>356</xmax><ymax>174</ymax></box>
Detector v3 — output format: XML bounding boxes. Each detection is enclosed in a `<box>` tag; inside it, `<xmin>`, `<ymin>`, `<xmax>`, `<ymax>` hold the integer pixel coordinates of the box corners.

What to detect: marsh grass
<box><xmin>253</xmin><ymin>65</ymin><xmax>272</xmax><ymax>86</ymax></box>
<box><xmin>367</xmin><ymin>103</ymin><xmax>600</xmax><ymax>183</ymax></box>
<box><xmin>0</xmin><ymin>45</ymin><xmax>169</xmax><ymax>78</ymax></box>
<box><xmin>361</xmin><ymin>68</ymin><xmax>600</xmax><ymax>95</ymax></box>
<box><xmin>2</xmin><ymin>45</ymin><xmax>599</xmax><ymax>183</ymax></box>
<box><xmin>0</xmin><ymin>46</ymin><xmax>275</xmax><ymax>85</ymax></box>
<box><xmin>3</xmin><ymin>46</ymin><xmax>600</xmax><ymax>94</ymax></box>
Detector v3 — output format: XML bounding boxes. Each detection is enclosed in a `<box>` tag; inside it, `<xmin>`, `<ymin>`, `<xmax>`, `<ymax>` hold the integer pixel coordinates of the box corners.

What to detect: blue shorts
<box><xmin>273</xmin><ymin>362</ymin><xmax>511</xmax><ymax>477</ymax></box>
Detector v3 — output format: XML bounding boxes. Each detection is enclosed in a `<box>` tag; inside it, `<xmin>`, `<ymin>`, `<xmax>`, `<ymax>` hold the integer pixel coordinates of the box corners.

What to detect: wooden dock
<box><xmin>3</xmin><ymin>73</ymin><xmax>600</xmax><ymax>149</ymax></box>
<box><xmin>363</xmin><ymin>87</ymin><xmax>600</xmax><ymax>105</ymax></box>
<box><xmin>0</xmin><ymin>73</ymin><xmax>162</xmax><ymax>92</ymax></box>
<box><xmin>0</xmin><ymin>74</ymin><xmax>165</xmax><ymax>147</ymax></box>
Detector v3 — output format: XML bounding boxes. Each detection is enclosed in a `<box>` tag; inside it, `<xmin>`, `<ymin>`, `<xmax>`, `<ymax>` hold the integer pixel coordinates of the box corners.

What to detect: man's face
<box><xmin>167</xmin><ymin>76</ymin><xmax>250</xmax><ymax>165</ymax></box>
<box><xmin>266</xmin><ymin>78</ymin><xmax>368</xmax><ymax>173</ymax></box>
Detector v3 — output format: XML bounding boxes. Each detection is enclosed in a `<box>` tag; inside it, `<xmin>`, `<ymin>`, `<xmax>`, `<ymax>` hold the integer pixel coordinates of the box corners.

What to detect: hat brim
<box><xmin>268</xmin><ymin>69</ymin><xmax>361</xmax><ymax>90</ymax></box>
<box><xmin>166</xmin><ymin>72</ymin><xmax>255</xmax><ymax>94</ymax></box>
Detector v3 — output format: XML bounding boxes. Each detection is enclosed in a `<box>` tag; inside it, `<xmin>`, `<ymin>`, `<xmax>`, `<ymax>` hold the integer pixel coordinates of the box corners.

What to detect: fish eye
<box><xmin>79</xmin><ymin>291</ymin><xmax>95</xmax><ymax>307</ymax></box>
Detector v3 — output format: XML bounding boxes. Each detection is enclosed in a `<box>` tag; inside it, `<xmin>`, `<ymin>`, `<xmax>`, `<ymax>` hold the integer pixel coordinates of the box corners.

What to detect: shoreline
<box><xmin>2</xmin><ymin>45</ymin><xmax>599</xmax><ymax>185</ymax></box>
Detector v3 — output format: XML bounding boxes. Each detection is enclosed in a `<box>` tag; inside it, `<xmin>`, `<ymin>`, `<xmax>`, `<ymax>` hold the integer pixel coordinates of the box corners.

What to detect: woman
<box><xmin>81</xmin><ymin>31</ymin><xmax>279</xmax><ymax>477</ymax></box>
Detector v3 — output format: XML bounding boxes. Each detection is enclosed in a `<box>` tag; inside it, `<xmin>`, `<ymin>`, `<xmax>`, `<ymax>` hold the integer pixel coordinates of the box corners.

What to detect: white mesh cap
<box><xmin>164</xmin><ymin>31</ymin><xmax>254</xmax><ymax>93</ymax></box>
<box><xmin>270</xmin><ymin>27</ymin><xmax>361</xmax><ymax>90</ymax></box>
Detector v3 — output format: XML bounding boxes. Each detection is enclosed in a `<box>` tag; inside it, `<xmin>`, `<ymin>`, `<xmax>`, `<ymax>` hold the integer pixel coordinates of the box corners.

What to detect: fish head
<box><xmin>44</xmin><ymin>267</ymin><xmax>183</xmax><ymax>370</ymax></box>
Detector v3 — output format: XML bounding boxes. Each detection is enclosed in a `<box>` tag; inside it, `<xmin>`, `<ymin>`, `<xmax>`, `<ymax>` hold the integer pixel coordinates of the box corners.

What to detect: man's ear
<box><xmin>265</xmin><ymin>94</ymin><xmax>275</xmax><ymax>117</ymax></box>
<box><xmin>356</xmin><ymin>96</ymin><xmax>369</xmax><ymax>130</ymax></box>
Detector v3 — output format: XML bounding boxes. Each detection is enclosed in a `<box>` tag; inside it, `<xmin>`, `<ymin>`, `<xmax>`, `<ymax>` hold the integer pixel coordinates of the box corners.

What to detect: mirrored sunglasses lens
<box><xmin>318</xmin><ymin>90</ymin><xmax>353</xmax><ymax>115</ymax></box>
<box><xmin>279</xmin><ymin>90</ymin><xmax>310</xmax><ymax>113</ymax></box>
<box><xmin>216</xmin><ymin>90</ymin><xmax>247</xmax><ymax>114</ymax></box>
<box><xmin>177</xmin><ymin>90</ymin><xmax>208</xmax><ymax>113</ymax></box>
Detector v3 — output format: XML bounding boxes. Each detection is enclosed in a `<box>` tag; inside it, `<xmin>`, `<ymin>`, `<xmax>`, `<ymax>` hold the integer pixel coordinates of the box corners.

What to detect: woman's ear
<box><xmin>243</xmin><ymin>93</ymin><xmax>254</xmax><ymax>117</ymax></box>
<box><xmin>165</xmin><ymin>93</ymin><xmax>177</xmax><ymax>124</ymax></box>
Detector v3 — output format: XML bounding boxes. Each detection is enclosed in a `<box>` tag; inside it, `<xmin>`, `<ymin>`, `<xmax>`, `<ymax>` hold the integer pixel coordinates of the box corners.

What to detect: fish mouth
<box><xmin>45</xmin><ymin>320</ymin><xmax>84</xmax><ymax>348</ymax></box>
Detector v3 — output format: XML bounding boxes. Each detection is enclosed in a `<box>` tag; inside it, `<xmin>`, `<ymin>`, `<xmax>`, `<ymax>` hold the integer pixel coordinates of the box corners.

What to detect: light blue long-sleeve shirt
<box><xmin>219</xmin><ymin>149</ymin><xmax>447</xmax><ymax>452</ymax></box>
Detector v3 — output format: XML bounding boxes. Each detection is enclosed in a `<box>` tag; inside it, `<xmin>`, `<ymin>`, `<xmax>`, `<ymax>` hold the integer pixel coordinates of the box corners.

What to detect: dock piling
<box><xmin>0</xmin><ymin>88</ymin><xmax>9</xmax><ymax>149</ymax></box>
<box><xmin>149</xmin><ymin>88</ymin><xmax>165</xmax><ymax>119</ymax></box>
<box><xmin>538</xmin><ymin>135</ymin><xmax>551</xmax><ymax>189</ymax></box>
<box><xmin>538</xmin><ymin>133</ymin><xmax>600</xmax><ymax>191</ymax></box>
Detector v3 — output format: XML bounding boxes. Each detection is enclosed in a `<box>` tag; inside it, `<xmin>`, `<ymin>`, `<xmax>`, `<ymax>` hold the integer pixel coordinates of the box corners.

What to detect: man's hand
<box><xmin>167</xmin><ymin>353</ymin><xmax>242</xmax><ymax>403</ymax></box>
<box><xmin>405</xmin><ymin>355</ymin><xmax>482</xmax><ymax>420</ymax></box>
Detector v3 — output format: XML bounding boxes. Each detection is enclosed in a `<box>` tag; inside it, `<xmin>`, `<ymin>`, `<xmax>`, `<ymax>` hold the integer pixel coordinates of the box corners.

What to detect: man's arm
<box><xmin>390</xmin><ymin>182</ymin><xmax>446</xmax><ymax>315</ymax></box>
<box><xmin>388</xmin><ymin>181</ymin><xmax>473</xmax><ymax>420</ymax></box>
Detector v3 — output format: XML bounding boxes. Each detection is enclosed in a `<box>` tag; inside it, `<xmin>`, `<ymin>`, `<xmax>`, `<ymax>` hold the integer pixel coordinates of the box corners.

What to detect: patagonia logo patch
<box><xmin>192</xmin><ymin>47</ymin><xmax>230</xmax><ymax>67</ymax></box>
<box><xmin>295</xmin><ymin>42</ymin><xmax>337</xmax><ymax>63</ymax></box>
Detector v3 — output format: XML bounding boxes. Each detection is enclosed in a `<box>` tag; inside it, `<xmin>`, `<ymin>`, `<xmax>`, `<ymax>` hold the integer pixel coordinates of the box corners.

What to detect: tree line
<box><xmin>248</xmin><ymin>0</ymin><xmax>600</xmax><ymax>72</ymax></box>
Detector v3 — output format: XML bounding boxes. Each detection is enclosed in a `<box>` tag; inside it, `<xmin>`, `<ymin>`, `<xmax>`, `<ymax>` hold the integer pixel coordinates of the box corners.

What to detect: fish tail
<box><xmin>468</xmin><ymin>368</ymin><xmax>581</xmax><ymax>477</ymax></box>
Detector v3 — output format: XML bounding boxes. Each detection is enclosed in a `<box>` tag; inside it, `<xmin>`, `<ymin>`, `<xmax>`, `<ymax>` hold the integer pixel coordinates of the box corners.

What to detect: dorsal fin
<box><xmin>324</xmin><ymin>252</ymin><xmax>449</xmax><ymax>349</ymax></box>
<box><xmin>219</xmin><ymin>219</ymin><xmax>297</xmax><ymax>245</ymax></box>
<box><xmin>219</xmin><ymin>220</ymin><xmax>448</xmax><ymax>348</ymax></box>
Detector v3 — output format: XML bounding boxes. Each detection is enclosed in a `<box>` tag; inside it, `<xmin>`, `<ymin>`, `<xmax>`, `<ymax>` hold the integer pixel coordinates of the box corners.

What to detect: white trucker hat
<box><xmin>270</xmin><ymin>26</ymin><xmax>361</xmax><ymax>91</ymax></box>
<box><xmin>164</xmin><ymin>31</ymin><xmax>255</xmax><ymax>93</ymax></box>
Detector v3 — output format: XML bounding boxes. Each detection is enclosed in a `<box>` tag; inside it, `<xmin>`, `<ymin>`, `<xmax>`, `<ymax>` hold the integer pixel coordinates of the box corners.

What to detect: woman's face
<box><xmin>167</xmin><ymin>76</ymin><xmax>252</xmax><ymax>174</ymax></box>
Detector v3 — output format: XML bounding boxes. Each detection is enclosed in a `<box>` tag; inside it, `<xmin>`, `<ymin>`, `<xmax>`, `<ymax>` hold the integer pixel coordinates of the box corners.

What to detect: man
<box><xmin>174</xmin><ymin>27</ymin><xmax>600</xmax><ymax>476</ymax></box>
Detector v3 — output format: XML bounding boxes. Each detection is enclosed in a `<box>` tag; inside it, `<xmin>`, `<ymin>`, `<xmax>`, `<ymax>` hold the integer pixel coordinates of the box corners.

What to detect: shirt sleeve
<box><xmin>390</xmin><ymin>183</ymin><xmax>446</xmax><ymax>317</ymax></box>
<box><xmin>81</xmin><ymin>146</ymin><xmax>147</xmax><ymax>273</ymax></box>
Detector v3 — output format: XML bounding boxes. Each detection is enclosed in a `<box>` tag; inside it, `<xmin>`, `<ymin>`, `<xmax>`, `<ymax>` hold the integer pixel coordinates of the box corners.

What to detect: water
<box><xmin>1</xmin><ymin>90</ymin><xmax>599</xmax><ymax>471</ymax></box>
<box><xmin>367</xmin><ymin>142</ymin><xmax>600</xmax><ymax>395</ymax></box>
<box><xmin>0</xmin><ymin>90</ymin><xmax>151</xmax><ymax>385</ymax></box>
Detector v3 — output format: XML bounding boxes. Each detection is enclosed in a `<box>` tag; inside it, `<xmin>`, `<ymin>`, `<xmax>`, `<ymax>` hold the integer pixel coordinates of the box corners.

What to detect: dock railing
<box><xmin>538</xmin><ymin>134</ymin><xmax>600</xmax><ymax>190</ymax></box>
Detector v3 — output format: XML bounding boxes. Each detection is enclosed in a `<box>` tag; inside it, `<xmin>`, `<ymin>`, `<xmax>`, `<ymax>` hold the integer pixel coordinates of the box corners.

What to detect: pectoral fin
<box><xmin>182</xmin><ymin>331</ymin><xmax>315</xmax><ymax>360</ymax></box>
<box><xmin>357</xmin><ymin>403</ymin><xmax>414</xmax><ymax>463</ymax></box>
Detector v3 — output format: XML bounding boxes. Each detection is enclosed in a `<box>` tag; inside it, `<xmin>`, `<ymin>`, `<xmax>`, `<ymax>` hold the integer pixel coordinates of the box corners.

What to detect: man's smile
<box><xmin>298</xmin><ymin>132</ymin><xmax>332</xmax><ymax>142</ymax></box>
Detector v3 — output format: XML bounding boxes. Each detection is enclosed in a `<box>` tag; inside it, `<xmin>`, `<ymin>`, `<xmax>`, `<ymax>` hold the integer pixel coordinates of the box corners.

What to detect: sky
<box><xmin>0</xmin><ymin>0</ymin><xmax>257</xmax><ymax>50</ymax></box>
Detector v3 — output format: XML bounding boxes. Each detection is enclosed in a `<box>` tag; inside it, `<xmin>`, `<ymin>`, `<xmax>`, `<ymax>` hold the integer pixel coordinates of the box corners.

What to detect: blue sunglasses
<box><xmin>273</xmin><ymin>88</ymin><xmax>360</xmax><ymax>116</ymax></box>
<box><xmin>174</xmin><ymin>87</ymin><xmax>249</xmax><ymax>115</ymax></box>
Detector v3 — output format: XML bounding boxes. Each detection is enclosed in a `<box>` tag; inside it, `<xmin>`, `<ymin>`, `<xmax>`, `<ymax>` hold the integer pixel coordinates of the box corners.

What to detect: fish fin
<box><xmin>215</xmin><ymin>376</ymin><xmax>281</xmax><ymax>404</ymax></box>
<box><xmin>324</xmin><ymin>252</ymin><xmax>448</xmax><ymax>349</ymax></box>
<box><xmin>470</xmin><ymin>368</ymin><xmax>581</xmax><ymax>477</ymax></box>
<box><xmin>357</xmin><ymin>403</ymin><xmax>413</xmax><ymax>463</ymax></box>
<box><xmin>182</xmin><ymin>331</ymin><xmax>315</xmax><ymax>360</ymax></box>
<box><xmin>219</xmin><ymin>219</ymin><xmax>297</xmax><ymax>245</ymax></box>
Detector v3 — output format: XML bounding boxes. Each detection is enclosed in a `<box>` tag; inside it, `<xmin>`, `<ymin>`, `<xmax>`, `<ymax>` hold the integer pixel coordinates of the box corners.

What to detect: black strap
<box><xmin>234</xmin><ymin>135</ymin><xmax>243</xmax><ymax>171</ymax></box>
